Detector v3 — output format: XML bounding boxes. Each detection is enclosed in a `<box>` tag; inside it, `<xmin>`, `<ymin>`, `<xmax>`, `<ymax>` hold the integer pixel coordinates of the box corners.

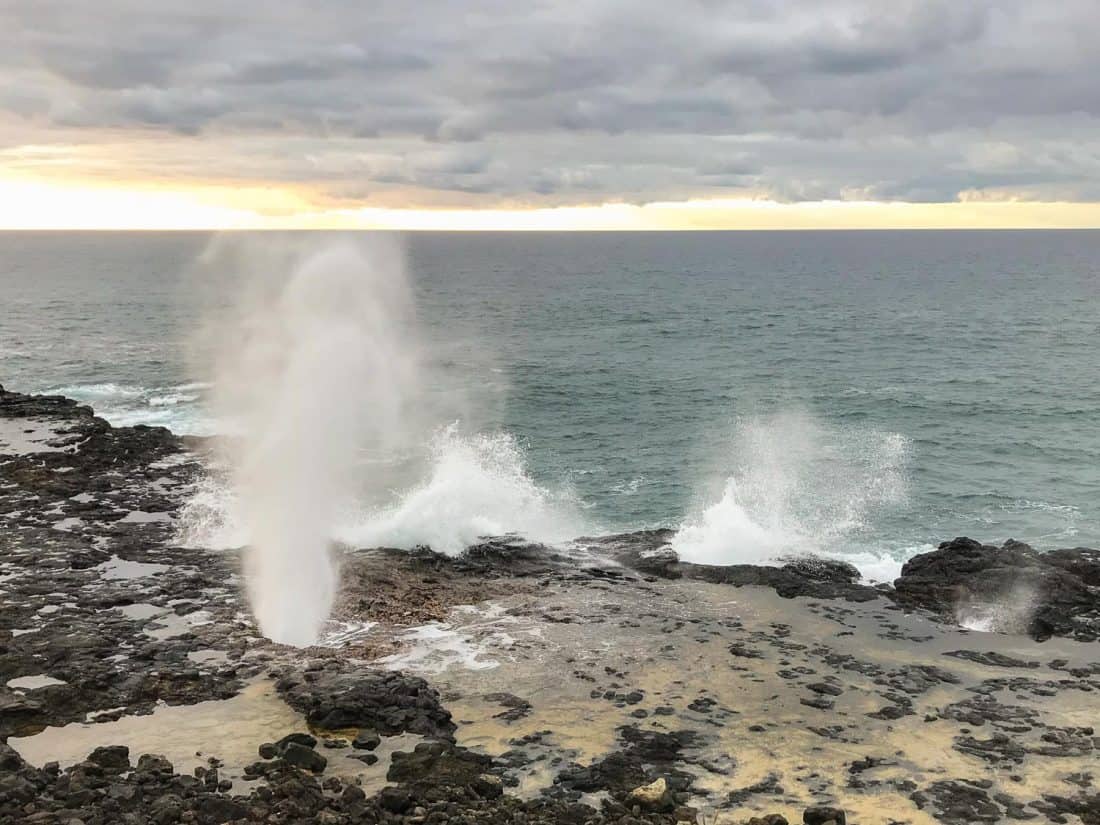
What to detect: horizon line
<box><xmin>2</xmin><ymin>225</ymin><xmax>1100</xmax><ymax>232</ymax></box>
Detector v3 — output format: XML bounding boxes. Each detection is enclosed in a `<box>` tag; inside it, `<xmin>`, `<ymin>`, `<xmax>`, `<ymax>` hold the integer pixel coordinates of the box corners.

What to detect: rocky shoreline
<box><xmin>2</xmin><ymin>385</ymin><xmax>1099</xmax><ymax>825</ymax></box>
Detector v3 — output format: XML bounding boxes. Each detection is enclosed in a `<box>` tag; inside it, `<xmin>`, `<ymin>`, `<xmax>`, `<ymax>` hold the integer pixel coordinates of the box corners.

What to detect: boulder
<box><xmin>893</xmin><ymin>537</ymin><xmax>1100</xmax><ymax>641</ymax></box>
<box><xmin>352</xmin><ymin>728</ymin><xmax>381</xmax><ymax>751</ymax></box>
<box><xmin>87</xmin><ymin>745</ymin><xmax>130</xmax><ymax>772</ymax></box>
<box><xmin>280</xmin><ymin>742</ymin><xmax>327</xmax><ymax>773</ymax></box>
<box><xmin>628</xmin><ymin>777</ymin><xmax>673</xmax><ymax>811</ymax></box>
<box><xmin>277</xmin><ymin>664</ymin><xmax>455</xmax><ymax>739</ymax></box>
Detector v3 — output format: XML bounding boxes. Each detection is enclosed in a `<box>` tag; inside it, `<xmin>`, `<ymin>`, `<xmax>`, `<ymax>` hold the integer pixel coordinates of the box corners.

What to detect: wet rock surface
<box><xmin>892</xmin><ymin>536</ymin><xmax>1100</xmax><ymax>642</ymax></box>
<box><xmin>276</xmin><ymin>661</ymin><xmax>456</xmax><ymax>740</ymax></box>
<box><xmin>4</xmin><ymin>387</ymin><xmax>1100</xmax><ymax>825</ymax></box>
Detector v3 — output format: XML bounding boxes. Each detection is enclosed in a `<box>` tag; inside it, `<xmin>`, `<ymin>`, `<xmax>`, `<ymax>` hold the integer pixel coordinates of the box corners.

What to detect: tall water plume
<box><xmin>194</xmin><ymin>235</ymin><xmax>419</xmax><ymax>647</ymax></box>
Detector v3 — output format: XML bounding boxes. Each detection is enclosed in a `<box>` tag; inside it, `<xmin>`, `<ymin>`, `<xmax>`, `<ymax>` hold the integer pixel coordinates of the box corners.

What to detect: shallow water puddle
<box><xmin>95</xmin><ymin>555</ymin><xmax>170</xmax><ymax>580</ymax></box>
<box><xmin>114</xmin><ymin>602</ymin><xmax>169</xmax><ymax>621</ymax></box>
<box><xmin>7</xmin><ymin>675</ymin><xmax>67</xmax><ymax>691</ymax></box>
<box><xmin>119</xmin><ymin>509</ymin><xmax>174</xmax><ymax>524</ymax></box>
<box><xmin>0</xmin><ymin>418</ymin><xmax>71</xmax><ymax>454</ymax></box>
<box><xmin>144</xmin><ymin>609</ymin><xmax>213</xmax><ymax>639</ymax></box>
<box><xmin>187</xmin><ymin>649</ymin><xmax>230</xmax><ymax>666</ymax></box>
<box><xmin>8</xmin><ymin>680</ymin><xmax>419</xmax><ymax>793</ymax></box>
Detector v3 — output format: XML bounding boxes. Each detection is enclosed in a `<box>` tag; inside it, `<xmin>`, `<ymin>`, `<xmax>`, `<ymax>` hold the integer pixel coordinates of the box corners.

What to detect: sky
<box><xmin>1</xmin><ymin>0</ymin><xmax>1098</xmax><ymax>229</ymax></box>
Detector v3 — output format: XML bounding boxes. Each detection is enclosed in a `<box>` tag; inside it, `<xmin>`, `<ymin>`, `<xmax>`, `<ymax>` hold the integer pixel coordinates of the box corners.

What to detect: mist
<box><xmin>195</xmin><ymin>235</ymin><xmax>420</xmax><ymax>646</ymax></box>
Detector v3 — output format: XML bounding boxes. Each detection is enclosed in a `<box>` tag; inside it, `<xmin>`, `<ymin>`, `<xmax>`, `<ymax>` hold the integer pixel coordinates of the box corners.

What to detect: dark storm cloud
<box><xmin>0</xmin><ymin>0</ymin><xmax>1097</xmax><ymax>204</ymax></box>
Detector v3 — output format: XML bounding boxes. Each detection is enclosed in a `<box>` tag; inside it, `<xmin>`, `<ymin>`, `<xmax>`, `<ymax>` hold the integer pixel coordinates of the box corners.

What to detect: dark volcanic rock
<box><xmin>910</xmin><ymin>779</ymin><xmax>1004</xmax><ymax>824</ymax></box>
<box><xmin>462</xmin><ymin>535</ymin><xmax>568</xmax><ymax>576</ymax></box>
<box><xmin>276</xmin><ymin>661</ymin><xmax>456</xmax><ymax>739</ymax></box>
<box><xmin>352</xmin><ymin>728</ymin><xmax>381</xmax><ymax>751</ymax></box>
<box><xmin>803</xmin><ymin>806</ymin><xmax>846</xmax><ymax>825</ymax></box>
<box><xmin>892</xmin><ymin>537</ymin><xmax>1100</xmax><ymax>641</ymax></box>
<box><xmin>680</xmin><ymin>560</ymin><xmax>882</xmax><ymax>602</ymax></box>
<box><xmin>581</xmin><ymin>529</ymin><xmax>681</xmax><ymax>578</ymax></box>
<box><xmin>274</xmin><ymin>732</ymin><xmax>317</xmax><ymax>752</ymax></box>
<box><xmin>943</xmin><ymin>650</ymin><xmax>1040</xmax><ymax>668</ymax></box>
<box><xmin>554</xmin><ymin>725</ymin><xmax>698</xmax><ymax>807</ymax></box>
<box><xmin>87</xmin><ymin>745</ymin><xmax>130</xmax><ymax>772</ymax></box>
<box><xmin>280</xmin><ymin>742</ymin><xmax>327</xmax><ymax>773</ymax></box>
<box><xmin>0</xmin><ymin>386</ymin><xmax>253</xmax><ymax>739</ymax></box>
<box><xmin>387</xmin><ymin>741</ymin><xmax>494</xmax><ymax>786</ymax></box>
<box><xmin>484</xmin><ymin>691</ymin><xmax>534</xmax><ymax>722</ymax></box>
<box><xmin>586</xmin><ymin>531</ymin><xmax>884</xmax><ymax>602</ymax></box>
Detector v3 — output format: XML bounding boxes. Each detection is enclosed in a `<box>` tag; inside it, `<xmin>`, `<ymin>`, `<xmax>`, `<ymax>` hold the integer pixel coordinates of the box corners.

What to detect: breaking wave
<box><xmin>337</xmin><ymin>425</ymin><xmax>589</xmax><ymax>556</ymax></box>
<box><xmin>48</xmin><ymin>381</ymin><xmax>214</xmax><ymax>434</ymax></box>
<box><xmin>672</xmin><ymin>411</ymin><xmax>910</xmax><ymax>580</ymax></box>
<box><xmin>177</xmin><ymin>424</ymin><xmax>589</xmax><ymax>559</ymax></box>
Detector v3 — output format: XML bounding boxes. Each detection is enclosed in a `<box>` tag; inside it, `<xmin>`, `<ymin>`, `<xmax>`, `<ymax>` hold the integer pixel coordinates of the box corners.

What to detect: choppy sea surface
<box><xmin>2</xmin><ymin>230</ymin><xmax>1098</xmax><ymax>574</ymax></box>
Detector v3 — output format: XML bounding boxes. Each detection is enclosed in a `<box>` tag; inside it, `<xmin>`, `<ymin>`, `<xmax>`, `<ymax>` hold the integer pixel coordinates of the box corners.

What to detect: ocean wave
<box><xmin>177</xmin><ymin>423</ymin><xmax>591</xmax><ymax>558</ymax></box>
<box><xmin>44</xmin><ymin>381</ymin><xmax>215</xmax><ymax>435</ymax></box>
<box><xmin>51</xmin><ymin>382</ymin><xmax>145</xmax><ymax>399</ymax></box>
<box><xmin>148</xmin><ymin>392</ymin><xmax>200</xmax><ymax>407</ymax></box>
<box><xmin>672</xmin><ymin>410</ymin><xmax>910</xmax><ymax>578</ymax></box>
<box><xmin>337</xmin><ymin>425</ymin><xmax>590</xmax><ymax>555</ymax></box>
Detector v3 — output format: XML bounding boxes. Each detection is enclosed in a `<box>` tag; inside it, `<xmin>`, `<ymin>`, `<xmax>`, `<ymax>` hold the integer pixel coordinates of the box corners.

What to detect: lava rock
<box><xmin>804</xmin><ymin>805</ymin><xmax>846</xmax><ymax>825</ymax></box>
<box><xmin>87</xmin><ymin>745</ymin><xmax>130</xmax><ymax>772</ymax></box>
<box><xmin>892</xmin><ymin>537</ymin><xmax>1100</xmax><ymax>642</ymax></box>
<box><xmin>352</xmin><ymin>728</ymin><xmax>381</xmax><ymax>750</ymax></box>
<box><xmin>280</xmin><ymin>742</ymin><xmax>327</xmax><ymax>773</ymax></box>
<box><xmin>277</xmin><ymin>664</ymin><xmax>455</xmax><ymax>739</ymax></box>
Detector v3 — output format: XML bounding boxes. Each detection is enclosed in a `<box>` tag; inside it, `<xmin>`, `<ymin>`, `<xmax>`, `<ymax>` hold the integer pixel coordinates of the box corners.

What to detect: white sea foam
<box><xmin>178</xmin><ymin>423</ymin><xmax>589</xmax><ymax>560</ymax></box>
<box><xmin>338</xmin><ymin>425</ymin><xmax>588</xmax><ymax>556</ymax></box>
<box><xmin>175</xmin><ymin>472</ymin><xmax>245</xmax><ymax>550</ymax></box>
<box><xmin>47</xmin><ymin>381</ymin><xmax>215</xmax><ymax>435</ymax></box>
<box><xmin>672</xmin><ymin>411</ymin><xmax>909</xmax><ymax>577</ymax></box>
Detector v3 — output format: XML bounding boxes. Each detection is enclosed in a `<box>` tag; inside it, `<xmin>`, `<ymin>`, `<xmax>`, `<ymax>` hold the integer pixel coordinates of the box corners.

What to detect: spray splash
<box><xmin>672</xmin><ymin>411</ymin><xmax>909</xmax><ymax>576</ymax></box>
<box><xmin>338</xmin><ymin>424</ymin><xmax>588</xmax><ymax>556</ymax></box>
<box><xmin>201</xmin><ymin>236</ymin><xmax>419</xmax><ymax>647</ymax></box>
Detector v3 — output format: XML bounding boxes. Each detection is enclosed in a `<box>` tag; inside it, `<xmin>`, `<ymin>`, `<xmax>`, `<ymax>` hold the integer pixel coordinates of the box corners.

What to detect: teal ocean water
<box><xmin>2</xmin><ymin>231</ymin><xmax>1098</xmax><ymax>573</ymax></box>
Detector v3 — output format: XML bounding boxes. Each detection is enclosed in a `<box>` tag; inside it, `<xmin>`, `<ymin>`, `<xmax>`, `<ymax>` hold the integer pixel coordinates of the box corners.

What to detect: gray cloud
<box><xmin>0</xmin><ymin>0</ymin><xmax>1098</xmax><ymax>205</ymax></box>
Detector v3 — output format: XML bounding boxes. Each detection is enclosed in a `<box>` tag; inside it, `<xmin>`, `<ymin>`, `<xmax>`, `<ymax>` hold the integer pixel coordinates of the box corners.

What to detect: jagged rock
<box><xmin>484</xmin><ymin>692</ymin><xmax>533</xmax><ymax>722</ymax></box>
<box><xmin>911</xmin><ymin>780</ymin><xmax>1003</xmax><ymax>823</ymax></box>
<box><xmin>280</xmin><ymin>742</ymin><xmax>327</xmax><ymax>773</ymax></box>
<box><xmin>277</xmin><ymin>663</ymin><xmax>455</xmax><ymax>739</ymax></box>
<box><xmin>378</xmin><ymin>786</ymin><xmax>413</xmax><ymax>814</ymax></box>
<box><xmin>274</xmin><ymin>732</ymin><xmax>317</xmax><ymax>752</ymax></box>
<box><xmin>892</xmin><ymin>537</ymin><xmax>1100</xmax><ymax>641</ymax></box>
<box><xmin>135</xmin><ymin>754</ymin><xmax>174</xmax><ymax>775</ymax></box>
<box><xmin>387</xmin><ymin>741</ymin><xmax>494</xmax><ymax>786</ymax></box>
<box><xmin>471</xmin><ymin>773</ymin><xmax>505</xmax><ymax>799</ymax></box>
<box><xmin>86</xmin><ymin>745</ymin><xmax>130</xmax><ymax>772</ymax></box>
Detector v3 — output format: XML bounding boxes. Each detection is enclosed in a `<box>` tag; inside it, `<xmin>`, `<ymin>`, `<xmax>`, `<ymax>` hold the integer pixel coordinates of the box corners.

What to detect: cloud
<box><xmin>0</xmin><ymin>0</ymin><xmax>1098</xmax><ymax>206</ymax></box>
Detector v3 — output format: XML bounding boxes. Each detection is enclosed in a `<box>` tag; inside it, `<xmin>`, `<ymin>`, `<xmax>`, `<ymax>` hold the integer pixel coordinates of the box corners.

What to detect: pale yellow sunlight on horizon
<box><xmin>1</xmin><ymin>175</ymin><xmax>1098</xmax><ymax>231</ymax></box>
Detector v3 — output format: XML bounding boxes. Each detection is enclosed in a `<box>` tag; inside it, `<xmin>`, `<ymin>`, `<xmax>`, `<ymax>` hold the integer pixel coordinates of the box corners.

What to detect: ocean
<box><xmin>2</xmin><ymin>230</ymin><xmax>1098</xmax><ymax>576</ymax></box>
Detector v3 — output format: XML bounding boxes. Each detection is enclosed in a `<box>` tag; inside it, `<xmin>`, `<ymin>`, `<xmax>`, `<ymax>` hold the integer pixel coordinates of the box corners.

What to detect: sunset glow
<box><xmin>2</xmin><ymin>175</ymin><xmax>1097</xmax><ymax>231</ymax></box>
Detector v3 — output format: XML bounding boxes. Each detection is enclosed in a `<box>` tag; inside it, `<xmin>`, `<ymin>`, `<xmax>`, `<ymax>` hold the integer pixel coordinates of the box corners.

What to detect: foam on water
<box><xmin>672</xmin><ymin>411</ymin><xmax>909</xmax><ymax>577</ymax></box>
<box><xmin>47</xmin><ymin>381</ymin><xmax>216</xmax><ymax>435</ymax></box>
<box><xmin>338</xmin><ymin>425</ymin><xmax>589</xmax><ymax>556</ymax></box>
<box><xmin>178</xmin><ymin>424</ymin><xmax>589</xmax><ymax>558</ymax></box>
